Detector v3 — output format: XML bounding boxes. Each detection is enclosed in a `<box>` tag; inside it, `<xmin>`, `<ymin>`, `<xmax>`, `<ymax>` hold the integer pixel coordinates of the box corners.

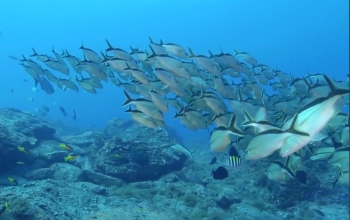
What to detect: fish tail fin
<box><xmin>284</xmin><ymin>156</ymin><xmax>296</xmax><ymax>179</ymax></box>
<box><xmin>122</xmin><ymin>90</ymin><xmax>133</xmax><ymax>106</ymax></box>
<box><xmin>285</xmin><ymin>114</ymin><xmax>309</xmax><ymax>137</ymax></box>
<box><xmin>324</xmin><ymin>74</ymin><xmax>350</xmax><ymax>97</ymax></box>
<box><xmin>219</xmin><ymin>46</ymin><xmax>224</xmax><ymax>54</ymax></box>
<box><xmin>237</xmin><ymin>88</ymin><xmax>243</xmax><ymax>102</ymax></box>
<box><xmin>302</xmin><ymin>77</ymin><xmax>312</xmax><ymax>93</ymax></box>
<box><xmin>147</xmin><ymin>45</ymin><xmax>157</xmax><ymax>59</ymax></box>
<box><xmin>100</xmin><ymin>52</ymin><xmax>109</xmax><ymax>63</ymax></box>
<box><xmin>260</xmin><ymin>89</ymin><xmax>265</xmax><ymax>106</ymax></box>
<box><xmin>234</xmin><ymin>49</ymin><xmax>240</xmax><ymax>56</ymax></box>
<box><xmin>306</xmin><ymin>145</ymin><xmax>314</xmax><ymax>154</ymax></box>
<box><xmin>188</xmin><ymin>47</ymin><xmax>195</xmax><ymax>57</ymax></box>
<box><xmin>148</xmin><ymin>37</ymin><xmax>154</xmax><ymax>43</ymax></box>
<box><xmin>125</xmin><ymin>105</ymin><xmax>132</xmax><ymax>113</ymax></box>
<box><xmin>34</xmin><ymin>78</ymin><xmax>39</xmax><ymax>88</ymax></box>
<box><xmin>227</xmin><ymin>114</ymin><xmax>244</xmax><ymax>136</ymax></box>
<box><xmin>105</xmin><ymin>39</ymin><xmax>113</xmax><ymax>50</ymax></box>
<box><xmin>211</xmin><ymin>113</ymin><xmax>223</xmax><ymax>123</ymax></box>
<box><xmin>31</xmin><ymin>48</ymin><xmax>38</xmax><ymax>56</ymax></box>
<box><xmin>115</xmin><ymin>77</ymin><xmax>121</xmax><ymax>86</ymax></box>
<box><xmin>241</xmin><ymin>110</ymin><xmax>256</xmax><ymax>126</ymax></box>
<box><xmin>332</xmin><ymin>175</ymin><xmax>339</xmax><ymax>190</ymax></box>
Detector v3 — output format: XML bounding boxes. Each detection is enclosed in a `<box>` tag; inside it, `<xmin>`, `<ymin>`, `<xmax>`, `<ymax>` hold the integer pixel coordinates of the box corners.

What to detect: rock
<box><xmin>44</xmin><ymin>151</ymin><xmax>70</xmax><ymax>163</ymax></box>
<box><xmin>0</xmin><ymin>108</ymin><xmax>55</xmax><ymax>140</ymax></box>
<box><xmin>51</xmin><ymin>163</ymin><xmax>83</xmax><ymax>181</ymax></box>
<box><xmin>79</xmin><ymin>169</ymin><xmax>125</xmax><ymax>187</ymax></box>
<box><xmin>93</xmin><ymin>119</ymin><xmax>187</xmax><ymax>183</ymax></box>
<box><xmin>31</xmin><ymin>140</ymin><xmax>88</xmax><ymax>164</ymax></box>
<box><xmin>25</xmin><ymin>168</ymin><xmax>54</xmax><ymax>180</ymax></box>
<box><xmin>0</xmin><ymin>108</ymin><xmax>56</xmax><ymax>173</ymax></box>
<box><xmin>74</xmin><ymin>182</ymin><xmax>107</xmax><ymax>195</ymax></box>
<box><xmin>60</xmin><ymin>131</ymin><xmax>104</xmax><ymax>148</ymax></box>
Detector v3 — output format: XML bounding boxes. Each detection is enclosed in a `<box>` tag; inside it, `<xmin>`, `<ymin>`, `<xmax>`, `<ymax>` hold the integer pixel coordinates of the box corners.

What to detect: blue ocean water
<box><xmin>0</xmin><ymin>0</ymin><xmax>348</xmax><ymax>144</ymax></box>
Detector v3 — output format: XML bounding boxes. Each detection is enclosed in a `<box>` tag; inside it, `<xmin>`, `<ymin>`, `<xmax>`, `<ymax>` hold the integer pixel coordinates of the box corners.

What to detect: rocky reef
<box><xmin>0</xmin><ymin>108</ymin><xmax>348</xmax><ymax>220</ymax></box>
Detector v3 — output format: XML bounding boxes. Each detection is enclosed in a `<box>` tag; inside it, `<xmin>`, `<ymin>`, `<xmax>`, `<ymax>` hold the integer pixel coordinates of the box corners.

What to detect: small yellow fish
<box><xmin>59</xmin><ymin>143</ymin><xmax>72</xmax><ymax>151</ymax></box>
<box><xmin>0</xmin><ymin>202</ymin><xmax>8</xmax><ymax>217</ymax></box>
<box><xmin>17</xmin><ymin>146</ymin><xmax>29</xmax><ymax>154</ymax></box>
<box><xmin>64</xmin><ymin>154</ymin><xmax>78</xmax><ymax>162</ymax></box>
<box><xmin>8</xmin><ymin>177</ymin><xmax>18</xmax><ymax>185</ymax></box>
<box><xmin>16</xmin><ymin>162</ymin><xmax>25</xmax><ymax>165</ymax></box>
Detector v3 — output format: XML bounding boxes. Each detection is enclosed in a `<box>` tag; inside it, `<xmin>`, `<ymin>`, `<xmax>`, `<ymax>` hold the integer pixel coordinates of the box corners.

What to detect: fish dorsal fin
<box><xmin>323</xmin><ymin>74</ymin><xmax>350</xmax><ymax>97</ymax></box>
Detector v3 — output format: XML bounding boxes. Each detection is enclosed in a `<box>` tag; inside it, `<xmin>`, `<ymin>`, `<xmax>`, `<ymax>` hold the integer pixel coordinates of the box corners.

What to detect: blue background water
<box><xmin>0</xmin><ymin>0</ymin><xmax>348</xmax><ymax>145</ymax></box>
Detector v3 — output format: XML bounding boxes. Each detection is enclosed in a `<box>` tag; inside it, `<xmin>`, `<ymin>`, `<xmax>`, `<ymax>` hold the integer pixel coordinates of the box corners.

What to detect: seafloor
<box><xmin>0</xmin><ymin>108</ymin><xmax>348</xmax><ymax>220</ymax></box>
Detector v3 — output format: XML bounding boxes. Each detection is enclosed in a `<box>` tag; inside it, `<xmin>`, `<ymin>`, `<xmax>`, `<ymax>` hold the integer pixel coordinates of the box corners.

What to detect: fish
<box><xmin>35</xmin><ymin>77</ymin><xmax>55</xmax><ymax>94</ymax></box>
<box><xmin>187</xmin><ymin>174</ymin><xmax>208</xmax><ymax>188</ymax></box>
<box><xmin>18</xmin><ymin>146</ymin><xmax>29</xmax><ymax>154</ymax></box>
<box><xmin>209</xmin><ymin>157</ymin><xmax>217</xmax><ymax>165</ymax></box>
<box><xmin>16</xmin><ymin>162</ymin><xmax>25</xmax><ymax>165</ymax></box>
<box><xmin>59</xmin><ymin>106</ymin><xmax>67</xmax><ymax>117</ymax></box>
<box><xmin>160</xmin><ymin>40</ymin><xmax>188</xmax><ymax>59</ymax></box>
<box><xmin>227</xmin><ymin>145</ymin><xmax>241</xmax><ymax>167</ymax></box>
<box><xmin>59</xmin><ymin>143</ymin><xmax>72</xmax><ymax>151</ymax></box>
<box><xmin>309</xmin><ymin>146</ymin><xmax>335</xmax><ymax>160</ymax></box>
<box><xmin>266</xmin><ymin>156</ymin><xmax>307</xmax><ymax>184</ymax></box>
<box><xmin>171</xmin><ymin>144</ymin><xmax>194</xmax><ymax>159</ymax></box>
<box><xmin>174</xmin><ymin>172</ymin><xmax>207</xmax><ymax>187</ymax></box>
<box><xmin>245</xmin><ymin>114</ymin><xmax>309</xmax><ymax>160</ymax></box>
<box><xmin>125</xmin><ymin>106</ymin><xmax>163</xmax><ymax>129</ymax></box>
<box><xmin>64</xmin><ymin>154</ymin><xmax>78</xmax><ymax>162</ymax></box>
<box><xmin>328</xmin><ymin>147</ymin><xmax>349</xmax><ymax>171</ymax></box>
<box><xmin>122</xmin><ymin>91</ymin><xmax>163</xmax><ymax>121</ymax></box>
<box><xmin>241</xmin><ymin>109</ymin><xmax>278</xmax><ymax>133</ymax></box>
<box><xmin>43</xmin><ymin>58</ymin><xmax>69</xmax><ymax>75</ymax></box>
<box><xmin>57</xmin><ymin>78</ymin><xmax>79</xmax><ymax>92</ymax></box>
<box><xmin>211</xmin><ymin>166</ymin><xmax>228</xmax><ymax>180</ymax></box>
<box><xmin>9</xmin><ymin>55</ymin><xmax>19</xmax><ymax>60</ymax></box>
<box><xmin>8</xmin><ymin>177</ymin><xmax>19</xmax><ymax>185</ymax></box>
<box><xmin>210</xmin><ymin>114</ymin><xmax>244</xmax><ymax>152</ymax></box>
<box><xmin>13</xmin><ymin>39</ymin><xmax>350</xmax><ymax>187</ymax></box>
<box><xmin>72</xmin><ymin>109</ymin><xmax>77</xmax><ymax>121</ymax></box>
<box><xmin>279</xmin><ymin>75</ymin><xmax>350</xmax><ymax>157</ymax></box>
<box><xmin>0</xmin><ymin>202</ymin><xmax>8</xmax><ymax>217</ymax></box>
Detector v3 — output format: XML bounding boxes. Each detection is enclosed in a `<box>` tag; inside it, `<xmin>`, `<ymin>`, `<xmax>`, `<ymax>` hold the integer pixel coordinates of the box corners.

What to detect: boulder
<box><xmin>93</xmin><ymin>119</ymin><xmax>188</xmax><ymax>183</ymax></box>
<box><xmin>0</xmin><ymin>108</ymin><xmax>56</xmax><ymax>173</ymax></box>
